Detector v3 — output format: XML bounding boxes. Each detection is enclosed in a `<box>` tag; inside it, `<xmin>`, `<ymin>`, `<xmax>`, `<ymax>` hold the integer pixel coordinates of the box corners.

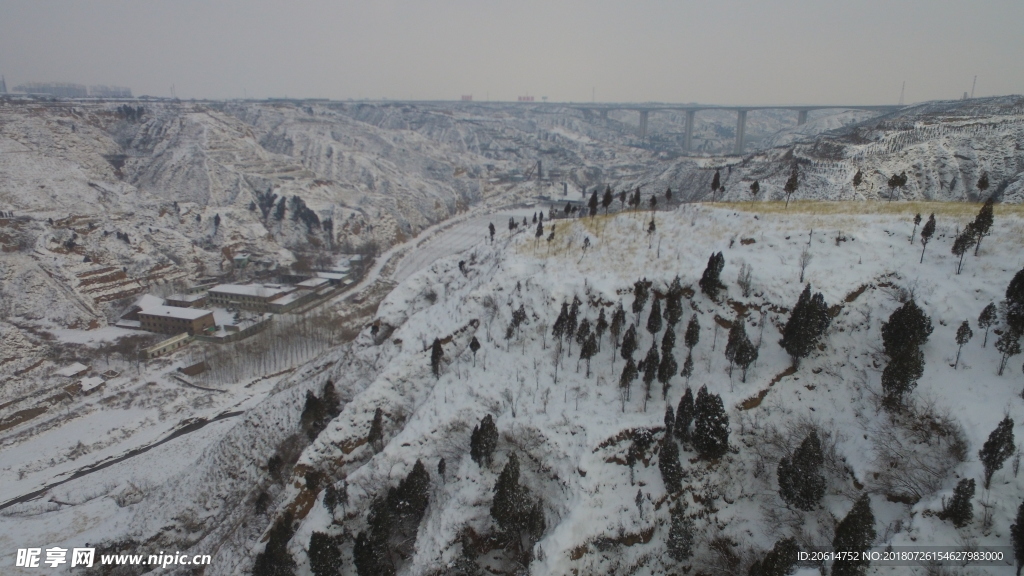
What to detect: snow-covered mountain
<box><xmin>4</xmin><ymin>95</ymin><xmax>1024</xmax><ymax>575</ymax></box>
<box><xmin>630</xmin><ymin>96</ymin><xmax>1024</xmax><ymax>205</ymax></box>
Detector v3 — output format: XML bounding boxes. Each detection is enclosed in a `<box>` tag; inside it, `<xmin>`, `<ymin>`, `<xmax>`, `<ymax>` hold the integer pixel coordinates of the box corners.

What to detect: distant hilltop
<box><xmin>10</xmin><ymin>82</ymin><xmax>131</xmax><ymax>98</ymax></box>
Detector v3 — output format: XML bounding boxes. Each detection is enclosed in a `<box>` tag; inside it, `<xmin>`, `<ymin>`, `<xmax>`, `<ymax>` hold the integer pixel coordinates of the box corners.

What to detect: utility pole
<box><xmin>971</xmin><ymin>75</ymin><xmax>977</xmax><ymax>99</ymax></box>
<box><xmin>898</xmin><ymin>81</ymin><xmax>905</xmax><ymax>105</ymax></box>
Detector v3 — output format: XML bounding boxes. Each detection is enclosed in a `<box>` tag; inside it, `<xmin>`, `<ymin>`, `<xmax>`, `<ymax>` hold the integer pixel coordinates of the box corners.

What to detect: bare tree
<box><xmin>798</xmin><ymin>247</ymin><xmax>812</xmax><ymax>283</ymax></box>
<box><xmin>737</xmin><ymin>262</ymin><xmax>753</xmax><ymax>298</ymax></box>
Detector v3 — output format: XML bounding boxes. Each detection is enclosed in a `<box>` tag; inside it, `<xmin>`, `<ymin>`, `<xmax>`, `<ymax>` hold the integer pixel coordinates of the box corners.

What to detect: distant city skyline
<box><xmin>1</xmin><ymin>0</ymin><xmax>1022</xmax><ymax>105</ymax></box>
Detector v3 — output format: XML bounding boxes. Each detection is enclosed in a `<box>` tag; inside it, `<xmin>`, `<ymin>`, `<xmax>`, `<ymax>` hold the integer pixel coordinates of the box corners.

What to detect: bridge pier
<box><xmin>734</xmin><ymin>109</ymin><xmax>747</xmax><ymax>154</ymax></box>
<box><xmin>684</xmin><ymin>110</ymin><xmax>695</xmax><ymax>151</ymax></box>
<box><xmin>599</xmin><ymin>109</ymin><xmax>608</xmax><ymax>120</ymax></box>
<box><xmin>797</xmin><ymin>110</ymin><xmax>808</xmax><ymax>125</ymax></box>
<box><xmin>638</xmin><ymin>110</ymin><xmax>649</xmax><ymax>139</ymax></box>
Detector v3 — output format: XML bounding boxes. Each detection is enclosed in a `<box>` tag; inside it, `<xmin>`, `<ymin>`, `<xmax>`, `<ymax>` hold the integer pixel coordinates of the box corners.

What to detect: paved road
<box><xmin>392</xmin><ymin>210</ymin><xmax>534</xmax><ymax>283</ymax></box>
<box><xmin>0</xmin><ymin>411</ymin><xmax>243</xmax><ymax>511</ymax></box>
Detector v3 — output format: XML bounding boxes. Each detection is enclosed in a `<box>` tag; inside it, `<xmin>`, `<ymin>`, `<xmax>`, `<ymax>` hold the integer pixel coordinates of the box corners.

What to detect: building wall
<box><xmin>139</xmin><ymin>311</ymin><xmax>214</xmax><ymax>335</ymax></box>
<box><xmin>208</xmin><ymin>291</ymin><xmax>277</xmax><ymax>312</ymax></box>
<box><xmin>166</xmin><ymin>295</ymin><xmax>208</xmax><ymax>308</ymax></box>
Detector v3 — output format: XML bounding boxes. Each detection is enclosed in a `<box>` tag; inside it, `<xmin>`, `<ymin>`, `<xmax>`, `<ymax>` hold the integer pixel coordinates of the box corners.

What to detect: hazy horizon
<box><xmin>2</xmin><ymin>0</ymin><xmax>1023</xmax><ymax>105</ymax></box>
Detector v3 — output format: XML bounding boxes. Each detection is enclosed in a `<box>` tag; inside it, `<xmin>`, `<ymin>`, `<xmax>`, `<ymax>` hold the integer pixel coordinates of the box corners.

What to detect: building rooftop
<box><xmin>209</xmin><ymin>284</ymin><xmax>293</xmax><ymax>298</ymax></box>
<box><xmin>80</xmin><ymin>376</ymin><xmax>105</xmax><ymax>392</ymax></box>
<box><xmin>139</xmin><ymin>305</ymin><xmax>213</xmax><ymax>320</ymax></box>
<box><xmin>315</xmin><ymin>272</ymin><xmax>348</xmax><ymax>280</ymax></box>
<box><xmin>296</xmin><ymin>277</ymin><xmax>330</xmax><ymax>289</ymax></box>
<box><xmin>54</xmin><ymin>362</ymin><xmax>89</xmax><ymax>377</ymax></box>
<box><xmin>166</xmin><ymin>293</ymin><xmax>206</xmax><ymax>302</ymax></box>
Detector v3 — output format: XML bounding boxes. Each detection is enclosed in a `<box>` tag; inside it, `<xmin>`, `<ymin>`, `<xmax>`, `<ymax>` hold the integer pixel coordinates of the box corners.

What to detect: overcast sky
<box><xmin>2</xmin><ymin>0</ymin><xmax>1022</xmax><ymax>105</ymax></box>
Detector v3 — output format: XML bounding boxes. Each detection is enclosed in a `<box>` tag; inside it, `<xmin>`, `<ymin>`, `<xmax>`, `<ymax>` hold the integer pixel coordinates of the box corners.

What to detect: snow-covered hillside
<box><xmin>14</xmin><ymin>202</ymin><xmax>1011</xmax><ymax>575</ymax></box>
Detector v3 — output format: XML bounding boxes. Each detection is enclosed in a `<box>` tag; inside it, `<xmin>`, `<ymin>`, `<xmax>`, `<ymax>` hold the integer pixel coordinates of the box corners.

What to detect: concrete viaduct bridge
<box><xmin>571</xmin><ymin>103</ymin><xmax>903</xmax><ymax>154</ymax></box>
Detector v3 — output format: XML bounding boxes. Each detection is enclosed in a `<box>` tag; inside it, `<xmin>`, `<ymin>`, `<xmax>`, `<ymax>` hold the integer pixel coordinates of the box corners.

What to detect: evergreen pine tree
<box><xmin>664</xmin><ymin>405</ymin><xmax>675</xmax><ymax>437</ymax></box>
<box><xmin>919</xmin><ymin>213</ymin><xmax>936</xmax><ymax>263</ymax></box>
<box><xmin>664</xmin><ymin>277</ymin><xmax>684</xmax><ymax>326</ymax></box>
<box><xmin>1011</xmin><ymin>501</ymin><xmax>1024</xmax><ymax>576</ymax></box>
<box><xmin>887</xmin><ymin>173</ymin><xmax>902</xmax><ymax>202</ymax></box>
<box><xmin>619</xmin><ymin>357</ymin><xmax>638</xmax><ymax>406</ymax></box>
<box><xmin>735</xmin><ymin>335</ymin><xmax>758</xmax><ymax>382</ymax></box>
<box><xmin>581</xmin><ymin>333</ymin><xmax>598</xmax><ymax>377</ymax></box>
<box><xmin>955</xmin><ymin>320</ymin><xmax>973</xmax><ymax>369</ymax></box>
<box><xmin>852</xmin><ymin>169</ymin><xmax>863</xmax><ymax>187</ymax></box>
<box><xmin>301</xmin><ymin>390</ymin><xmax>328</xmax><ymax>440</ymax></box>
<box><xmin>783</xmin><ymin>165</ymin><xmax>798</xmax><ymax>208</ymax></box>
<box><xmin>595</xmin><ymin>308</ymin><xmax>608</xmax><ymax>351</ymax></box>
<box><xmin>675</xmin><ymin>387</ymin><xmax>694</xmax><ymax>442</ymax></box>
<box><xmin>973</xmin><ymin>195</ymin><xmax>994</xmax><ymax>255</ymax></box>
<box><xmin>882</xmin><ymin>300</ymin><xmax>933</xmax><ymax>358</ymax></box>
<box><xmin>711</xmin><ymin>169</ymin><xmax>721</xmax><ymax>199</ymax></box>
<box><xmin>323</xmin><ymin>482</ymin><xmax>344</xmax><ymax>515</ymax></box>
<box><xmin>470</xmin><ymin>414</ymin><xmax>499</xmax><ymax>467</ymax></box>
<box><xmin>684</xmin><ymin>315</ymin><xmax>700</xmax><ymax>352</ymax></box>
<box><xmin>489</xmin><ymin>222</ymin><xmax>495</xmax><ymax>242</ymax></box>
<box><xmin>780</xmin><ymin>284</ymin><xmax>832</xmax><ymax>365</ymax></box>
<box><xmin>621</xmin><ymin>324</ymin><xmax>638</xmax><ymax>362</ymax></box>
<box><xmin>777</xmin><ymin>431</ymin><xmax>826</xmax><ymax>511</ymax></box>
<box><xmin>588</xmin><ymin>191</ymin><xmax>599</xmax><ymax>218</ymax></box>
<box><xmin>658</xmin><ymin>349</ymin><xmax>677</xmax><ymax>400</ymax></box>
<box><xmin>881</xmin><ymin>346</ymin><xmax>925</xmax><ymax>411</ymax></box>
<box><xmin>750</xmin><ymin>180</ymin><xmax>760</xmax><ymax>200</ymax></box>
<box><xmin>647</xmin><ymin>298</ymin><xmax>663</xmax><ymax>336</ymax></box>
<box><xmin>469</xmin><ymin>336</ymin><xmax>481</xmax><ymax>366</ymax></box>
<box><xmin>725</xmin><ymin>320</ymin><xmax>747</xmax><ymax>376</ymax></box>
<box><xmin>749</xmin><ymin>538</ymin><xmax>799</xmax><ymax>576</ymax></box>
<box><xmin>368</xmin><ymin>408</ymin><xmax>384</xmax><ymax>452</ymax></box>
<box><xmin>979</xmin><ymin>302</ymin><xmax>997</xmax><ymax>347</ymax></box>
<box><xmin>354</xmin><ymin>498</ymin><xmax>395</xmax><ymax>576</ymax></box>
<box><xmin>693</xmin><ymin>386</ymin><xmax>729</xmax><ymax>459</ymax></box>
<box><xmin>910</xmin><ymin>213</ymin><xmax>922</xmax><ymax>244</ymax></box>
<box><xmin>979</xmin><ymin>416</ymin><xmax>1015</xmax><ymax>489</ymax></box>
<box><xmin>681</xmin><ymin>351</ymin><xmax>693</xmax><ymax>383</ymax></box>
<box><xmin>659</xmin><ymin>434</ymin><xmax>683</xmax><ymax>493</ymax></box>
<box><xmin>602</xmin><ymin>186</ymin><xmax>613</xmax><ymax>214</ymax></box>
<box><xmin>253</xmin><ymin>511</ymin><xmax>298</xmax><ymax>576</ymax></box>
<box><xmin>880</xmin><ymin>300</ymin><xmax>932</xmax><ymax>409</ymax></box>
<box><xmin>666</xmin><ymin>503</ymin><xmax>694</xmax><ymax>561</ymax></box>
<box><xmin>699</xmin><ymin>252</ymin><xmax>726</xmax><ymax>299</ymax></box>
<box><xmin>610</xmin><ymin>303</ymin><xmax>626</xmax><ymax>352</ymax></box>
<box><xmin>642</xmin><ymin>343</ymin><xmax>660</xmax><ymax>411</ymax></box>
<box><xmin>491</xmin><ymin>453</ymin><xmax>532</xmax><ymax>532</ymax></box>
<box><xmin>388</xmin><ymin>459</ymin><xmax>430</xmax><ymax>526</ymax></box>
<box><xmin>1006</xmin><ymin>266</ymin><xmax>1024</xmax><ymax>334</ymax></box>
<box><xmin>566</xmin><ymin>298</ymin><xmax>580</xmax><ymax>355</ymax></box>
<box><xmin>952</xmin><ymin>225</ymin><xmax>977</xmax><ymax>274</ymax></box>
<box><xmin>632</xmin><ymin>279</ymin><xmax>651</xmax><ymax>320</ymax></box>
<box><xmin>431</xmin><ymin>338</ymin><xmax>443</xmax><ymax>378</ymax></box>
<box><xmin>938</xmin><ymin>478</ymin><xmax>975</xmax><ymax>528</ymax></box>
<box><xmin>309</xmin><ymin>532</ymin><xmax>342</xmax><ymax>576</ymax></box>
<box><xmin>575</xmin><ymin>318</ymin><xmax>592</xmax><ymax>370</ymax></box>
<box><xmin>995</xmin><ymin>329</ymin><xmax>1021</xmax><ymax>376</ymax></box>
<box><xmin>831</xmin><ymin>495</ymin><xmax>876</xmax><ymax>576</ymax></box>
<box><xmin>552</xmin><ymin>302</ymin><xmax>569</xmax><ymax>356</ymax></box>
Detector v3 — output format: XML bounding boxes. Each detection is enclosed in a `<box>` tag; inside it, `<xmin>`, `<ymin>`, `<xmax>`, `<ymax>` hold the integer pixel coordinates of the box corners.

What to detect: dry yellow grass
<box><xmin>718</xmin><ymin>199</ymin><xmax>1024</xmax><ymax>218</ymax></box>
